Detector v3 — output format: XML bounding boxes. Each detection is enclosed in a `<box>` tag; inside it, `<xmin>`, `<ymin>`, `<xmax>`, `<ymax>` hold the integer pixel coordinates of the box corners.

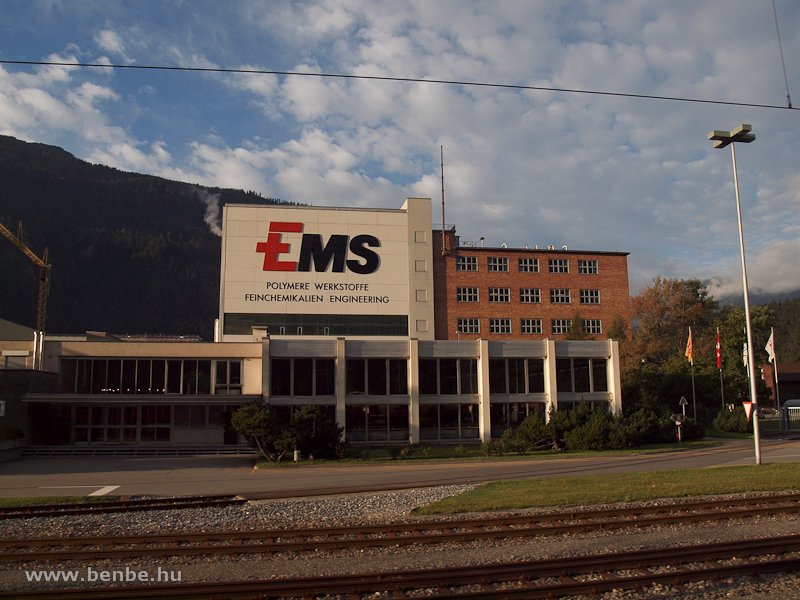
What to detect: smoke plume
<box><xmin>194</xmin><ymin>187</ymin><xmax>223</xmax><ymax>237</ymax></box>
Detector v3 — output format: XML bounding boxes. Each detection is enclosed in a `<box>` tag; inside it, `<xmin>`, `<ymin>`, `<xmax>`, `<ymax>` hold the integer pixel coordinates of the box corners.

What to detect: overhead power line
<box><xmin>1</xmin><ymin>59</ymin><xmax>797</xmax><ymax>112</ymax></box>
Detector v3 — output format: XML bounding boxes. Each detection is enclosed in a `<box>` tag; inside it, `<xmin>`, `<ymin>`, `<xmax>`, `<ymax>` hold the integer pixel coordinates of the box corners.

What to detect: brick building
<box><xmin>432</xmin><ymin>227</ymin><xmax>631</xmax><ymax>342</ymax></box>
<box><xmin>1</xmin><ymin>198</ymin><xmax>627</xmax><ymax>447</ymax></box>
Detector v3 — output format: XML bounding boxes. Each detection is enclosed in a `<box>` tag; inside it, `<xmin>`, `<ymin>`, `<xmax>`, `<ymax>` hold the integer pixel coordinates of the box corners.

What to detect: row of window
<box><xmin>269</xmin><ymin>356</ymin><xmax>607</xmax><ymax>397</ymax></box>
<box><xmin>457</xmin><ymin>287</ymin><xmax>600</xmax><ymax>304</ymax></box>
<box><xmin>457</xmin><ymin>257</ymin><xmax>598</xmax><ymax>274</ymax></box>
<box><xmin>61</xmin><ymin>359</ymin><xmax>243</xmax><ymax>395</ymax></box>
<box><xmin>72</xmin><ymin>404</ymin><xmax>242</xmax><ymax>443</ymax></box>
<box><xmin>457</xmin><ymin>318</ymin><xmax>602</xmax><ymax>335</ymax></box>
<box><xmin>61</xmin><ymin>355</ymin><xmax>609</xmax><ymax>398</ymax></box>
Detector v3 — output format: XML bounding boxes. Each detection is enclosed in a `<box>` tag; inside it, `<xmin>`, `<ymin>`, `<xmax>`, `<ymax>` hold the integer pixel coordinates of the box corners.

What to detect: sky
<box><xmin>1</xmin><ymin>0</ymin><xmax>799</xmax><ymax>299</ymax></box>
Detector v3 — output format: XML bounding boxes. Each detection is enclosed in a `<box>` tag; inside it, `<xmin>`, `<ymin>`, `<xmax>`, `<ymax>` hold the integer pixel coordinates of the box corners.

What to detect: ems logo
<box><xmin>256</xmin><ymin>222</ymin><xmax>381</xmax><ymax>274</ymax></box>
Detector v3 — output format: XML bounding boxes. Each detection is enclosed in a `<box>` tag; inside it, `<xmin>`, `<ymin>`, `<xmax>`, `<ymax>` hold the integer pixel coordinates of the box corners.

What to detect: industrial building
<box><xmin>1</xmin><ymin>198</ymin><xmax>628</xmax><ymax>448</ymax></box>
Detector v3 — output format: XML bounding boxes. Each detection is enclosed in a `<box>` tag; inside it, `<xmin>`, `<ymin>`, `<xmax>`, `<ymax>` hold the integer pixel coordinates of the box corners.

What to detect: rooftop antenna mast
<box><xmin>440</xmin><ymin>145</ymin><xmax>446</xmax><ymax>255</ymax></box>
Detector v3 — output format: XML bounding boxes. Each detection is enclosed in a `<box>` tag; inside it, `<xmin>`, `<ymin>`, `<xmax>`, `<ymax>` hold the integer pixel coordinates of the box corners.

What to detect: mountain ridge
<box><xmin>0</xmin><ymin>135</ymin><xmax>288</xmax><ymax>339</ymax></box>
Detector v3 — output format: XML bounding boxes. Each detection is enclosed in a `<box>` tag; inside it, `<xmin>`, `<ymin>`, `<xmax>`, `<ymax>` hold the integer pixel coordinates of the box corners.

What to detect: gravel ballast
<box><xmin>2</xmin><ymin>485</ymin><xmax>800</xmax><ymax>599</ymax></box>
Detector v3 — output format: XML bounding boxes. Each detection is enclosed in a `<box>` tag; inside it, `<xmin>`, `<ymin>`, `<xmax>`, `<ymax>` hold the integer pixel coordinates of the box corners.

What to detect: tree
<box><xmin>230</xmin><ymin>402</ymin><xmax>345</xmax><ymax>462</ymax></box>
<box><xmin>713</xmin><ymin>304</ymin><xmax>775</xmax><ymax>405</ymax></box>
<box><xmin>623</xmin><ymin>277</ymin><xmax>720</xmax><ymax>420</ymax></box>
<box><xmin>630</xmin><ymin>277</ymin><xmax>716</xmax><ymax>365</ymax></box>
<box><xmin>230</xmin><ymin>402</ymin><xmax>292</xmax><ymax>462</ymax></box>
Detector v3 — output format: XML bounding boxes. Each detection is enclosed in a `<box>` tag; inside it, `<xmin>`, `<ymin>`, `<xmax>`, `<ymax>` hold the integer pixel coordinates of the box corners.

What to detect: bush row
<box><xmin>494</xmin><ymin>403</ymin><xmax>705</xmax><ymax>454</ymax></box>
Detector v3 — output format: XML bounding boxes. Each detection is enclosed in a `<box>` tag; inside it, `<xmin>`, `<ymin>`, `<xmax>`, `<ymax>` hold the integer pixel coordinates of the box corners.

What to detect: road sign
<box><xmin>743</xmin><ymin>402</ymin><xmax>753</xmax><ymax>421</ymax></box>
<box><xmin>670</xmin><ymin>414</ymin><xmax>685</xmax><ymax>424</ymax></box>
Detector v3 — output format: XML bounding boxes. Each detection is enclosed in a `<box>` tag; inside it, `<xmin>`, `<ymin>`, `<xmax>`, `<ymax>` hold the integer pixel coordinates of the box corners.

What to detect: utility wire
<box><xmin>772</xmin><ymin>0</ymin><xmax>793</xmax><ymax>108</ymax></box>
<box><xmin>1</xmin><ymin>59</ymin><xmax>797</xmax><ymax>112</ymax></box>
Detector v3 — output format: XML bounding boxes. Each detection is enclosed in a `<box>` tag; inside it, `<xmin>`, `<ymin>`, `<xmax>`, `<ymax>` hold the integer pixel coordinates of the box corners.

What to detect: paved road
<box><xmin>0</xmin><ymin>438</ymin><xmax>797</xmax><ymax>499</ymax></box>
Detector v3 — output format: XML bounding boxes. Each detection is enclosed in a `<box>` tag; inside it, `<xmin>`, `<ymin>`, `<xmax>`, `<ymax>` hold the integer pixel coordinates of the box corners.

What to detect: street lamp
<box><xmin>707</xmin><ymin>124</ymin><xmax>761</xmax><ymax>465</ymax></box>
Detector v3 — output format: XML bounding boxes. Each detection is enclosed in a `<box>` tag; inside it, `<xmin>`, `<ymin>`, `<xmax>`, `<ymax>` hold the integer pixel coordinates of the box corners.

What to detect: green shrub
<box><xmin>481</xmin><ymin>440</ymin><xmax>494</xmax><ymax>456</ymax></box>
<box><xmin>713</xmin><ymin>406</ymin><xmax>751</xmax><ymax>433</ymax></box>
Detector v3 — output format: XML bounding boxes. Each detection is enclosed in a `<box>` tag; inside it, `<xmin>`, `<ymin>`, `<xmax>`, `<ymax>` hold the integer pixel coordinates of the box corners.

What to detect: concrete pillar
<box><xmin>261</xmin><ymin>336</ymin><xmax>271</xmax><ymax>403</ymax></box>
<box><xmin>477</xmin><ymin>338</ymin><xmax>491</xmax><ymax>442</ymax></box>
<box><xmin>408</xmin><ymin>338</ymin><xmax>420</xmax><ymax>444</ymax></box>
<box><xmin>607</xmin><ymin>338</ymin><xmax>623</xmax><ymax>416</ymax></box>
<box><xmin>543</xmin><ymin>338</ymin><xmax>558</xmax><ymax>421</ymax></box>
<box><xmin>335</xmin><ymin>337</ymin><xmax>347</xmax><ymax>439</ymax></box>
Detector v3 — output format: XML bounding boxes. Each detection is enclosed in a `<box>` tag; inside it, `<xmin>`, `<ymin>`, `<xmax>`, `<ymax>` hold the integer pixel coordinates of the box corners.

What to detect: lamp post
<box><xmin>707</xmin><ymin>124</ymin><xmax>761</xmax><ymax>465</ymax></box>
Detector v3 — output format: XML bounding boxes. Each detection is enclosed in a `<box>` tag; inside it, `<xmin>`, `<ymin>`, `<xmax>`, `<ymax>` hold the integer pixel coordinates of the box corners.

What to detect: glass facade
<box><xmin>61</xmin><ymin>358</ymin><xmax>242</xmax><ymax>395</ymax></box>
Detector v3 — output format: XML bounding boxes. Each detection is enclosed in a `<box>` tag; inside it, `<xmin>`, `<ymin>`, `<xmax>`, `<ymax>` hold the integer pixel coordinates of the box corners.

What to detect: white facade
<box><xmin>219</xmin><ymin>198</ymin><xmax>435</xmax><ymax>342</ymax></box>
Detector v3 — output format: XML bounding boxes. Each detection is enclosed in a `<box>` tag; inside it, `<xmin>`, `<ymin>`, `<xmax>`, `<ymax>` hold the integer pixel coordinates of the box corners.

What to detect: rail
<box><xmin>4</xmin><ymin>533</ymin><xmax>800</xmax><ymax>599</ymax></box>
<box><xmin>3</xmin><ymin>492</ymin><xmax>800</xmax><ymax>562</ymax></box>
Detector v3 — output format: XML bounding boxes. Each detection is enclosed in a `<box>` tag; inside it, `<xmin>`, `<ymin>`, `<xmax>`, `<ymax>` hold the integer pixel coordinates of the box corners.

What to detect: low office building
<box><xmin>1</xmin><ymin>198</ymin><xmax>626</xmax><ymax>447</ymax></box>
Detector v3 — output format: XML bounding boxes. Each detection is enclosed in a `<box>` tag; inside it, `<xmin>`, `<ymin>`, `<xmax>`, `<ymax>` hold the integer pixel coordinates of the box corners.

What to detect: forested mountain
<box><xmin>767</xmin><ymin>297</ymin><xmax>800</xmax><ymax>363</ymax></box>
<box><xmin>0</xmin><ymin>136</ymin><xmax>288</xmax><ymax>339</ymax></box>
<box><xmin>1</xmin><ymin>135</ymin><xmax>798</xmax><ymax>357</ymax></box>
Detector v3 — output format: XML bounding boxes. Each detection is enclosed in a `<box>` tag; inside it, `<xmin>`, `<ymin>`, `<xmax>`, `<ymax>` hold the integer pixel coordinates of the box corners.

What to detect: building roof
<box><xmin>0</xmin><ymin>319</ymin><xmax>35</xmax><ymax>341</ymax></box>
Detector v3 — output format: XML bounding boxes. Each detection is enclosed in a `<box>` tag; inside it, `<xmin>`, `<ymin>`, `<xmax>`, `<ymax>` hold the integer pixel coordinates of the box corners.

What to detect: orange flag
<box><xmin>685</xmin><ymin>327</ymin><xmax>693</xmax><ymax>365</ymax></box>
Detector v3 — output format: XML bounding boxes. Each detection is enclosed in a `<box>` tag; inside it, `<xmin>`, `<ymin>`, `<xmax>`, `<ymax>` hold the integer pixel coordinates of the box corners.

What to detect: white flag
<box><xmin>765</xmin><ymin>330</ymin><xmax>776</xmax><ymax>363</ymax></box>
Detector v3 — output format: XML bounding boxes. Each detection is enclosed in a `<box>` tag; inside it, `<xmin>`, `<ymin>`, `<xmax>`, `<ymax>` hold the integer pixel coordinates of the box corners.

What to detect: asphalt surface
<box><xmin>0</xmin><ymin>438</ymin><xmax>798</xmax><ymax>499</ymax></box>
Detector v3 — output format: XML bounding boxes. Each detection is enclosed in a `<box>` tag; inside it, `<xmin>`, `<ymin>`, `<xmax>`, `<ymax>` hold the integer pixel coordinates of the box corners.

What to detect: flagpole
<box><xmin>717</xmin><ymin>328</ymin><xmax>725</xmax><ymax>409</ymax></box>
<box><xmin>768</xmin><ymin>328</ymin><xmax>781</xmax><ymax>409</ymax></box>
<box><xmin>686</xmin><ymin>327</ymin><xmax>697</xmax><ymax>420</ymax></box>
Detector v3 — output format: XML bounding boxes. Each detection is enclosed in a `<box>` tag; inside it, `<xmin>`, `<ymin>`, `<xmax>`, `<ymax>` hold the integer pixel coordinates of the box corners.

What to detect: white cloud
<box><xmin>2</xmin><ymin>0</ymin><xmax>799</xmax><ymax>299</ymax></box>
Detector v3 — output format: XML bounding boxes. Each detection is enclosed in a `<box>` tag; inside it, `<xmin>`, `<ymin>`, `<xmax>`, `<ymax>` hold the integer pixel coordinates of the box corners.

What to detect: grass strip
<box><xmin>0</xmin><ymin>496</ymin><xmax>121</xmax><ymax>509</ymax></box>
<box><xmin>413</xmin><ymin>462</ymin><xmax>800</xmax><ymax>515</ymax></box>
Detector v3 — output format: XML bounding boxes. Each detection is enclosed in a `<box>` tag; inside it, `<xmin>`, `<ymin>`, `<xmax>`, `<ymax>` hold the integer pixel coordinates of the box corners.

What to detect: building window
<box><xmin>457</xmin><ymin>287</ymin><xmax>479</xmax><ymax>302</ymax></box>
<box><xmin>580</xmin><ymin>289</ymin><xmax>600</xmax><ymax>304</ymax></box>
<box><xmin>579</xmin><ymin>260</ymin><xmax>598</xmax><ymax>274</ymax></box>
<box><xmin>272</xmin><ymin>358</ymin><xmax>336</xmax><ymax>396</ymax></box>
<box><xmin>550</xmin><ymin>289</ymin><xmax>571</xmax><ymax>303</ymax></box>
<box><xmin>346</xmin><ymin>358</ymin><xmax>408</xmax><ymax>396</ymax></box>
<box><xmin>419</xmin><ymin>404</ymin><xmax>480</xmax><ymax>441</ymax></box>
<box><xmin>520</xmin><ymin>288</ymin><xmax>541</xmax><ymax>303</ymax></box>
<box><xmin>519</xmin><ymin>257</ymin><xmax>539</xmax><ymax>273</ymax></box>
<box><xmin>556</xmin><ymin>358</ymin><xmax>608</xmax><ymax>393</ymax></box>
<box><xmin>419</xmin><ymin>359</ymin><xmax>479</xmax><ymax>395</ymax></box>
<box><xmin>488</xmin><ymin>257</ymin><xmax>509</xmax><ymax>272</ymax></box>
<box><xmin>489</xmin><ymin>358</ymin><xmax>545</xmax><ymax>394</ymax></box>
<box><xmin>215</xmin><ymin>360</ymin><xmax>242</xmax><ymax>395</ymax></box>
<box><xmin>490</xmin><ymin>402</ymin><xmax>547</xmax><ymax>438</ymax></box>
<box><xmin>60</xmin><ymin>358</ymin><xmax>240</xmax><ymax>395</ymax></box>
<box><xmin>549</xmin><ymin>258</ymin><xmax>569</xmax><ymax>273</ymax></box>
<box><xmin>456</xmin><ymin>256</ymin><xmax>478</xmax><ymax>271</ymax></box>
<box><xmin>457</xmin><ymin>318</ymin><xmax>480</xmax><ymax>334</ymax></box>
<box><xmin>489</xmin><ymin>287</ymin><xmax>510</xmax><ymax>302</ymax></box>
<box><xmin>490</xmin><ymin>318</ymin><xmax>512</xmax><ymax>334</ymax></box>
<box><xmin>346</xmin><ymin>404</ymin><xmax>409</xmax><ymax>442</ymax></box>
<box><xmin>552</xmin><ymin>319</ymin><xmax>572</xmax><ymax>335</ymax></box>
<box><xmin>583</xmin><ymin>319</ymin><xmax>603</xmax><ymax>335</ymax></box>
<box><xmin>521</xmin><ymin>319</ymin><xmax>542</xmax><ymax>334</ymax></box>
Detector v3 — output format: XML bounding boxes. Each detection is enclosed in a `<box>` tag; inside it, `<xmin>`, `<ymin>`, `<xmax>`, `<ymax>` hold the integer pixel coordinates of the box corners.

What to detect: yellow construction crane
<box><xmin>0</xmin><ymin>221</ymin><xmax>51</xmax><ymax>334</ymax></box>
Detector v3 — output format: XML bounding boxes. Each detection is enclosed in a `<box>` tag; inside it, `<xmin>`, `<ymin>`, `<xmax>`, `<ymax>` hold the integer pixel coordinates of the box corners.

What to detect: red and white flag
<box><xmin>765</xmin><ymin>329</ymin><xmax>776</xmax><ymax>364</ymax></box>
<box><xmin>716</xmin><ymin>328</ymin><xmax>721</xmax><ymax>369</ymax></box>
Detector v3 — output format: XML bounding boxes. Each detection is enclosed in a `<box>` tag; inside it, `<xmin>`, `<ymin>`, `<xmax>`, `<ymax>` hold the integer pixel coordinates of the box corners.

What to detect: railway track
<box><xmin>5</xmin><ymin>533</ymin><xmax>800</xmax><ymax>599</ymax></box>
<box><xmin>3</xmin><ymin>492</ymin><xmax>800</xmax><ymax>563</ymax></box>
<box><xmin>0</xmin><ymin>495</ymin><xmax>247</xmax><ymax>520</ymax></box>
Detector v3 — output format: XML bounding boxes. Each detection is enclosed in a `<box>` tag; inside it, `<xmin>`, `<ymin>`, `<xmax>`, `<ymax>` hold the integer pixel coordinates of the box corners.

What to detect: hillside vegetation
<box><xmin>0</xmin><ymin>136</ymin><xmax>287</xmax><ymax>339</ymax></box>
